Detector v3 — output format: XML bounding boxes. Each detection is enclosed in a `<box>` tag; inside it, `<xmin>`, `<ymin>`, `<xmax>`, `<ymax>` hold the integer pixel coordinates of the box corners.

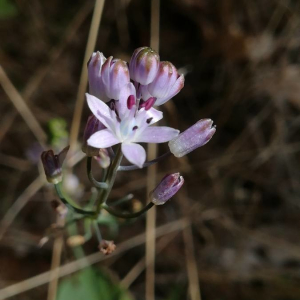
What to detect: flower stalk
<box><xmin>42</xmin><ymin>46</ymin><xmax>216</xmax><ymax>253</ymax></box>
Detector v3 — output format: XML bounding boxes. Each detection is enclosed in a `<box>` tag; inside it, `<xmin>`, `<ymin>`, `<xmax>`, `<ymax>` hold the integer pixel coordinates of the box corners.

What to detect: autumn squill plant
<box><xmin>41</xmin><ymin>47</ymin><xmax>216</xmax><ymax>253</ymax></box>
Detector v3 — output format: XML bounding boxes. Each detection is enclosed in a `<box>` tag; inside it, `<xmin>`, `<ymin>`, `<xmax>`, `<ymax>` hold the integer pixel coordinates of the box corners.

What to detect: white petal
<box><xmin>155</xmin><ymin>74</ymin><xmax>184</xmax><ymax>106</ymax></box>
<box><xmin>122</xmin><ymin>143</ymin><xmax>146</xmax><ymax>168</ymax></box>
<box><xmin>134</xmin><ymin>126</ymin><xmax>179</xmax><ymax>143</ymax></box>
<box><xmin>88</xmin><ymin>129</ymin><xmax>119</xmax><ymax>148</ymax></box>
<box><xmin>117</xmin><ymin>82</ymin><xmax>136</xmax><ymax>119</ymax></box>
<box><xmin>86</xmin><ymin>93</ymin><xmax>115</xmax><ymax>130</ymax></box>
<box><xmin>135</xmin><ymin>107</ymin><xmax>163</xmax><ymax>129</ymax></box>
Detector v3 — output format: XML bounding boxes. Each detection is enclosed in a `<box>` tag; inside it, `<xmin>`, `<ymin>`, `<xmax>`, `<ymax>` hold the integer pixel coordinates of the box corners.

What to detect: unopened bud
<box><xmin>99</xmin><ymin>240</ymin><xmax>116</xmax><ymax>255</ymax></box>
<box><xmin>82</xmin><ymin>115</ymin><xmax>105</xmax><ymax>156</ymax></box>
<box><xmin>101</xmin><ymin>56</ymin><xmax>130</xmax><ymax>100</ymax></box>
<box><xmin>41</xmin><ymin>146</ymin><xmax>69</xmax><ymax>184</ymax></box>
<box><xmin>51</xmin><ymin>200</ymin><xmax>68</xmax><ymax>218</ymax></box>
<box><xmin>88</xmin><ymin>51</ymin><xmax>109</xmax><ymax>102</ymax></box>
<box><xmin>129</xmin><ymin>47</ymin><xmax>160</xmax><ymax>85</ymax></box>
<box><xmin>94</xmin><ymin>148</ymin><xmax>111</xmax><ymax>168</ymax></box>
<box><xmin>150</xmin><ymin>173</ymin><xmax>184</xmax><ymax>205</ymax></box>
<box><xmin>67</xmin><ymin>235</ymin><xmax>86</xmax><ymax>247</ymax></box>
<box><xmin>147</xmin><ymin>61</ymin><xmax>184</xmax><ymax>105</ymax></box>
<box><xmin>168</xmin><ymin>119</ymin><xmax>216</xmax><ymax>157</ymax></box>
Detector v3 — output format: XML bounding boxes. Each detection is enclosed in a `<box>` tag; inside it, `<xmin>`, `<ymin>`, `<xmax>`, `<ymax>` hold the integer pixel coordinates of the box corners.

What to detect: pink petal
<box><xmin>86</xmin><ymin>93</ymin><xmax>115</xmax><ymax>130</ymax></box>
<box><xmin>134</xmin><ymin>126</ymin><xmax>179</xmax><ymax>143</ymax></box>
<box><xmin>117</xmin><ymin>82</ymin><xmax>136</xmax><ymax>119</ymax></box>
<box><xmin>135</xmin><ymin>107</ymin><xmax>163</xmax><ymax>129</ymax></box>
<box><xmin>155</xmin><ymin>74</ymin><xmax>184</xmax><ymax>106</ymax></box>
<box><xmin>121</xmin><ymin>143</ymin><xmax>146</xmax><ymax>168</ymax></box>
<box><xmin>87</xmin><ymin>129</ymin><xmax>119</xmax><ymax>148</ymax></box>
<box><xmin>101</xmin><ymin>56</ymin><xmax>113</xmax><ymax>89</ymax></box>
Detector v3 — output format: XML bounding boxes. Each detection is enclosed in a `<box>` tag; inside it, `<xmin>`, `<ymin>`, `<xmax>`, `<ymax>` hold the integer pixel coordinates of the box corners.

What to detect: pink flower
<box><xmin>129</xmin><ymin>47</ymin><xmax>160</xmax><ymax>85</ymax></box>
<box><xmin>142</xmin><ymin>61</ymin><xmax>184</xmax><ymax>105</ymax></box>
<box><xmin>150</xmin><ymin>173</ymin><xmax>184</xmax><ymax>205</ymax></box>
<box><xmin>168</xmin><ymin>119</ymin><xmax>216</xmax><ymax>157</ymax></box>
<box><xmin>86</xmin><ymin>83</ymin><xmax>179</xmax><ymax>168</ymax></box>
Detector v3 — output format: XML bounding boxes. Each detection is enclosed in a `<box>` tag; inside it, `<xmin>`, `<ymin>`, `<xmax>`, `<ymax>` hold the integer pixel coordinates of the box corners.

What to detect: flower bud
<box><xmin>99</xmin><ymin>240</ymin><xmax>116</xmax><ymax>255</ymax></box>
<box><xmin>82</xmin><ymin>115</ymin><xmax>105</xmax><ymax>156</ymax></box>
<box><xmin>94</xmin><ymin>148</ymin><xmax>111</xmax><ymax>168</ymax></box>
<box><xmin>87</xmin><ymin>51</ymin><xmax>109</xmax><ymax>102</ymax></box>
<box><xmin>67</xmin><ymin>235</ymin><xmax>86</xmax><ymax>247</ymax></box>
<box><xmin>129</xmin><ymin>47</ymin><xmax>160</xmax><ymax>85</ymax></box>
<box><xmin>147</xmin><ymin>61</ymin><xmax>184</xmax><ymax>105</ymax></box>
<box><xmin>51</xmin><ymin>200</ymin><xmax>68</xmax><ymax>218</ymax></box>
<box><xmin>168</xmin><ymin>119</ymin><xmax>216</xmax><ymax>158</ymax></box>
<box><xmin>150</xmin><ymin>173</ymin><xmax>184</xmax><ymax>205</ymax></box>
<box><xmin>101</xmin><ymin>56</ymin><xmax>130</xmax><ymax>100</ymax></box>
<box><xmin>41</xmin><ymin>146</ymin><xmax>69</xmax><ymax>184</ymax></box>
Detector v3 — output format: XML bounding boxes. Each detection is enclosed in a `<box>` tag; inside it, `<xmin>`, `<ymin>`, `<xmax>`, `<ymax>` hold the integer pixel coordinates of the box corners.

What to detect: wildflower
<box><xmin>41</xmin><ymin>146</ymin><xmax>69</xmax><ymax>184</ymax></box>
<box><xmin>94</xmin><ymin>148</ymin><xmax>111</xmax><ymax>168</ymax></box>
<box><xmin>129</xmin><ymin>47</ymin><xmax>160</xmax><ymax>85</ymax></box>
<box><xmin>150</xmin><ymin>173</ymin><xmax>184</xmax><ymax>205</ymax></box>
<box><xmin>88</xmin><ymin>51</ymin><xmax>108</xmax><ymax>102</ymax></box>
<box><xmin>101</xmin><ymin>56</ymin><xmax>130</xmax><ymax>100</ymax></box>
<box><xmin>168</xmin><ymin>119</ymin><xmax>216</xmax><ymax>157</ymax></box>
<box><xmin>143</xmin><ymin>61</ymin><xmax>185</xmax><ymax>105</ymax></box>
<box><xmin>99</xmin><ymin>240</ymin><xmax>116</xmax><ymax>255</ymax></box>
<box><xmin>86</xmin><ymin>83</ymin><xmax>179</xmax><ymax>168</ymax></box>
<box><xmin>82</xmin><ymin>114</ymin><xmax>105</xmax><ymax>156</ymax></box>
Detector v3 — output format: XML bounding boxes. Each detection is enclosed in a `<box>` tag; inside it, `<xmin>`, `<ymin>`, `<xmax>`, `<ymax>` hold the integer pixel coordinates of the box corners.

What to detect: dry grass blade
<box><xmin>146</xmin><ymin>1</ymin><xmax>160</xmax><ymax>300</ymax></box>
<box><xmin>0</xmin><ymin>66</ymin><xmax>47</xmax><ymax>148</ymax></box>
<box><xmin>121</xmin><ymin>231</ymin><xmax>180</xmax><ymax>289</ymax></box>
<box><xmin>0</xmin><ymin>1</ymin><xmax>93</xmax><ymax>145</ymax></box>
<box><xmin>69</xmin><ymin>0</ymin><xmax>105</xmax><ymax>157</ymax></box>
<box><xmin>0</xmin><ymin>219</ymin><xmax>187</xmax><ymax>300</ymax></box>
<box><xmin>183</xmin><ymin>222</ymin><xmax>202</xmax><ymax>300</ymax></box>
<box><xmin>47</xmin><ymin>218</ymin><xmax>65</xmax><ymax>300</ymax></box>
<box><xmin>0</xmin><ymin>176</ymin><xmax>45</xmax><ymax>241</ymax></box>
<box><xmin>0</xmin><ymin>150</ymin><xmax>85</xmax><ymax>242</ymax></box>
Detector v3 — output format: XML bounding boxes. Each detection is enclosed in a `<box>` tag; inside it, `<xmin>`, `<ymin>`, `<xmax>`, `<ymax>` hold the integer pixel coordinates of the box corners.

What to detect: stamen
<box><xmin>144</xmin><ymin>97</ymin><xmax>156</xmax><ymax>110</ymax></box>
<box><xmin>127</xmin><ymin>95</ymin><xmax>136</xmax><ymax>109</ymax></box>
<box><xmin>140</xmin><ymin>97</ymin><xmax>156</xmax><ymax>110</ymax></box>
<box><xmin>132</xmin><ymin>126</ymin><xmax>138</xmax><ymax>131</ymax></box>
<box><xmin>139</xmin><ymin>99</ymin><xmax>145</xmax><ymax>109</ymax></box>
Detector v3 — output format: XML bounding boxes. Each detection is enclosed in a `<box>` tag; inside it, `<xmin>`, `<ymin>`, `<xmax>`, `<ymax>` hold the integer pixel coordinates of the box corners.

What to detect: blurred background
<box><xmin>1</xmin><ymin>0</ymin><xmax>300</xmax><ymax>299</ymax></box>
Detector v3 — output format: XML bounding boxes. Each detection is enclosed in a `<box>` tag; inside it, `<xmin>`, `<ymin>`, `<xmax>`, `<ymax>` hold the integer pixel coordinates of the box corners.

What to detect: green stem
<box><xmin>109</xmin><ymin>193</ymin><xmax>134</xmax><ymax>207</ymax></box>
<box><xmin>102</xmin><ymin>202</ymin><xmax>154</xmax><ymax>219</ymax></box>
<box><xmin>87</xmin><ymin>157</ymin><xmax>108</xmax><ymax>189</ymax></box>
<box><xmin>93</xmin><ymin>221</ymin><xmax>102</xmax><ymax>243</ymax></box>
<box><xmin>54</xmin><ymin>183</ymin><xmax>95</xmax><ymax>216</ymax></box>
<box><xmin>118</xmin><ymin>151</ymin><xmax>171</xmax><ymax>171</ymax></box>
<box><xmin>96</xmin><ymin>146</ymin><xmax>123</xmax><ymax>214</ymax></box>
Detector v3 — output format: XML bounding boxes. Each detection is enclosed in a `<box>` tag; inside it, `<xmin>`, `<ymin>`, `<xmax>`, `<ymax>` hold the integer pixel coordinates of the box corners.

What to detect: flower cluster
<box><xmin>85</xmin><ymin>47</ymin><xmax>184</xmax><ymax>168</ymax></box>
<box><xmin>40</xmin><ymin>46</ymin><xmax>216</xmax><ymax>254</ymax></box>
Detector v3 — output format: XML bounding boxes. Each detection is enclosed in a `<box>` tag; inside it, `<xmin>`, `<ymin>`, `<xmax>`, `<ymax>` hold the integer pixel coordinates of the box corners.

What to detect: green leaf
<box><xmin>57</xmin><ymin>268</ymin><xmax>133</xmax><ymax>300</ymax></box>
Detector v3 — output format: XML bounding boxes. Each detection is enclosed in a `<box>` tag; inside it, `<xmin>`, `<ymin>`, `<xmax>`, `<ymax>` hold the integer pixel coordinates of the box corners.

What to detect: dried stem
<box><xmin>0</xmin><ymin>66</ymin><xmax>47</xmax><ymax>148</ymax></box>
<box><xmin>146</xmin><ymin>1</ymin><xmax>160</xmax><ymax>300</ymax></box>
<box><xmin>0</xmin><ymin>219</ymin><xmax>187</xmax><ymax>300</ymax></box>
<box><xmin>69</xmin><ymin>0</ymin><xmax>105</xmax><ymax>157</ymax></box>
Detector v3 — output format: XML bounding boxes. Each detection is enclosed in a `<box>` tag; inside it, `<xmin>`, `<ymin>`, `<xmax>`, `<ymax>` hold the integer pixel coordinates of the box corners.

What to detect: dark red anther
<box><xmin>144</xmin><ymin>97</ymin><xmax>156</xmax><ymax>110</ymax></box>
<box><xmin>132</xmin><ymin>126</ymin><xmax>138</xmax><ymax>131</ymax></box>
<box><xmin>127</xmin><ymin>95</ymin><xmax>136</xmax><ymax>109</ymax></box>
